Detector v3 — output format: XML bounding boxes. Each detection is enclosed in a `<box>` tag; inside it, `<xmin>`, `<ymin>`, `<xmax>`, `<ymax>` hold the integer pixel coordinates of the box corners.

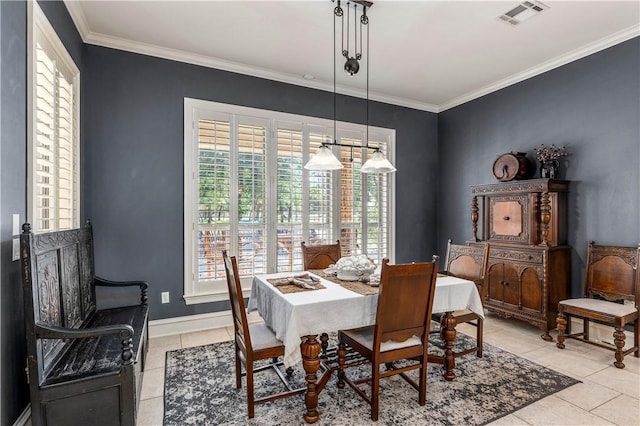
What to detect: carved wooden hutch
<box><xmin>469</xmin><ymin>179</ymin><xmax>570</xmax><ymax>340</ymax></box>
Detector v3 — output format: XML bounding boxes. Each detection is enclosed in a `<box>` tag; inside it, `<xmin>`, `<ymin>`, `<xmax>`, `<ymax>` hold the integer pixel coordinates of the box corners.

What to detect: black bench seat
<box><xmin>44</xmin><ymin>305</ymin><xmax>148</xmax><ymax>386</ymax></box>
<box><xmin>20</xmin><ymin>222</ymin><xmax>149</xmax><ymax>426</ymax></box>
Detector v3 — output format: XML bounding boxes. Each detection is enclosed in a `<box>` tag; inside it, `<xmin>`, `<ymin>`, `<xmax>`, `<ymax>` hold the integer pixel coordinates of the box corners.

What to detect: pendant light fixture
<box><xmin>304</xmin><ymin>0</ymin><xmax>396</xmax><ymax>174</ymax></box>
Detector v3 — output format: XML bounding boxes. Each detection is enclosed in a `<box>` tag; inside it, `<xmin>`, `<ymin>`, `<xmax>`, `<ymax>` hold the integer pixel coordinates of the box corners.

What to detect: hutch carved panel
<box><xmin>470</xmin><ymin>179</ymin><xmax>571</xmax><ymax>340</ymax></box>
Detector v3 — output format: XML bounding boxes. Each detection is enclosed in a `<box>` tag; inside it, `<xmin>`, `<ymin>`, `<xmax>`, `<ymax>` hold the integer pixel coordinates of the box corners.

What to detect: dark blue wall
<box><xmin>438</xmin><ymin>37</ymin><xmax>640</xmax><ymax>297</ymax></box>
<box><xmin>83</xmin><ymin>45</ymin><xmax>438</xmax><ymax>320</ymax></box>
<box><xmin>1</xmin><ymin>3</ymin><xmax>28</xmax><ymax>423</ymax></box>
<box><xmin>0</xmin><ymin>1</ymin><xmax>83</xmax><ymax>423</ymax></box>
<box><xmin>2</xmin><ymin>0</ymin><xmax>638</xmax><ymax>422</ymax></box>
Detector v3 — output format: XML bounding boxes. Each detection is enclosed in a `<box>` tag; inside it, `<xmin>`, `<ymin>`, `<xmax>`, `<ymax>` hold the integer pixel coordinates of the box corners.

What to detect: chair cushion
<box><xmin>249</xmin><ymin>323</ymin><xmax>283</xmax><ymax>351</ymax></box>
<box><xmin>559</xmin><ymin>298</ymin><xmax>638</xmax><ymax>318</ymax></box>
<box><xmin>342</xmin><ymin>326</ymin><xmax>423</xmax><ymax>352</ymax></box>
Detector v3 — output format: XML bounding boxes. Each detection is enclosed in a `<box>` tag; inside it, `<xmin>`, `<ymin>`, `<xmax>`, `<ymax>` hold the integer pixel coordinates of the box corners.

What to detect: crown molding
<box><xmin>439</xmin><ymin>25</ymin><xmax>640</xmax><ymax>112</ymax></box>
<box><xmin>63</xmin><ymin>1</ymin><xmax>439</xmax><ymax>113</ymax></box>
<box><xmin>88</xmin><ymin>29</ymin><xmax>441</xmax><ymax>112</ymax></box>
<box><xmin>63</xmin><ymin>0</ymin><xmax>90</xmax><ymax>40</ymax></box>
<box><xmin>63</xmin><ymin>1</ymin><xmax>637</xmax><ymax>114</ymax></box>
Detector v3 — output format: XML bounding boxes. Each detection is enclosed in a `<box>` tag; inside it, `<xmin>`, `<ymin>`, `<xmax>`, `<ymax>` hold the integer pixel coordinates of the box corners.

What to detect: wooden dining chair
<box><xmin>336</xmin><ymin>256</ymin><xmax>439</xmax><ymax>421</ymax></box>
<box><xmin>301</xmin><ymin>240</ymin><xmax>342</xmax><ymax>270</ymax></box>
<box><xmin>556</xmin><ymin>242</ymin><xmax>640</xmax><ymax>369</ymax></box>
<box><xmin>300</xmin><ymin>240</ymin><xmax>342</xmax><ymax>355</ymax></box>
<box><xmin>222</xmin><ymin>250</ymin><xmax>304</xmax><ymax>418</ymax></box>
<box><xmin>439</xmin><ymin>240</ymin><xmax>490</xmax><ymax>357</ymax></box>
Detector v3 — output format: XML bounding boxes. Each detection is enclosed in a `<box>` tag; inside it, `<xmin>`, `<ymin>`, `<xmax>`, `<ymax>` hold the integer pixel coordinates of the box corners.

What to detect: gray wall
<box><xmin>83</xmin><ymin>45</ymin><xmax>438</xmax><ymax>320</ymax></box>
<box><xmin>1</xmin><ymin>0</ymin><xmax>637</xmax><ymax>422</ymax></box>
<box><xmin>437</xmin><ymin>37</ymin><xmax>640</xmax><ymax>297</ymax></box>
<box><xmin>1</xmin><ymin>2</ymin><xmax>29</xmax><ymax>423</ymax></box>
<box><xmin>0</xmin><ymin>1</ymin><xmax>83</xmax><ymax>423</ymax></box>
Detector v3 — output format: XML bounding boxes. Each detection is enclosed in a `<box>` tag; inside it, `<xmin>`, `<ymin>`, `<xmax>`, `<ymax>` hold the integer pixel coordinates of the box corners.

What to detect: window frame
<box><xmin>184</xmin><ymin>98</ymin><xmax>395</xmax><ymax>304</ymax></box>
<box><xmin>27</xmin><ymin>2</ymin><xmax>81</xmax><ymax>233</ymax></box>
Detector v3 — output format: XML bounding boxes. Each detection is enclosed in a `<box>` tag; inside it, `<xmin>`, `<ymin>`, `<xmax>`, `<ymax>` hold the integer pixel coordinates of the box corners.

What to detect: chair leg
<box><xmin>418</xmin><ymin>359</ymin><xmax>427</xmax><ymax>406</ymax></box>
<box><xmin>556</xmin><ymin>313</ymin><xmax>567</xmax><ymax>349</ymax></box>
<box><xmin>246</xmin><ymin>362</ymin><xmax>255</xmax><ymax>418</ymax></box>
<box><xmin>613</xmin><ymin>327</ymin><xmax>627</xmax><ymax>369</ymax></box>
<box><xmin>634</xmin><ymin>319</ymin><xmax>639</xmax><ymax>358</ymax></box>
<box><xmin>320</xmin><ymin>332</ymin><xmax>329</xmax><ymax>355</ymax></box>
<box><xmin>476</xmin><ymin>318</ymin><xmax>484</xmax><ymax>358</ymax></box>
<box><xmin>583</xmin><ymin>318</ymin><xmax>589</xmax><ymax>340</ymax></box>
<box><xmin>235</xmin><ymin>347</ymin><xmax>242</xmax><ymax>388</ymax></box>
<box><xmin>337</xmin><ymin>341</ymin><xmax>346</xmax><ymax>389</ymax></box>
<box><xmin>371</xmin><ymin>364</ymin><xmax>380</xmax><ymax>422</ymax></box>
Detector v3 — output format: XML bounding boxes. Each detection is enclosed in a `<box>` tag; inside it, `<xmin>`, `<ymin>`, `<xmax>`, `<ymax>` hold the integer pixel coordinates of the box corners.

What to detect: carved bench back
<box><xmin>20</xmin><ymin>222</ymin><xmax>97</xmax><ymax>378</ymax></box>
<box><xmin>585</xmin><ymin>242</ymin><xmax>640</xmax><ymax>305</ymax></box>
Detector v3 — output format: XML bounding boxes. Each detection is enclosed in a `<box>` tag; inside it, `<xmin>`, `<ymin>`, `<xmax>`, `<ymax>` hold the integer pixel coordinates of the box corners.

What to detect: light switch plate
<box><xmin>13</xmin><ymin>214</ymin><xmax>20</xmax><ymax>236</ymax></box>
<box><xmin>12</xmin><ymin>239</ymin><xmax>20</xmax><ymax>261</ymax></box>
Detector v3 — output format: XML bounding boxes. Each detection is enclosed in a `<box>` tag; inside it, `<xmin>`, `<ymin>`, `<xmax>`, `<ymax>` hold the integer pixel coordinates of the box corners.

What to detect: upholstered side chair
<box><xmin>222</xmin><ymin>251</ymin><xmax>304</xmax><ymax>418</ymax></box>
<box><xmin>336</xmin><ymin>257</ymin><xmax>439</xmax><ymax>421</ymax></box>
<box><xmin>440</xmin><ymin>240</ymin><xmax>490</xmax><ymax>357</ymax></box>
<box><xmin>556</xmin><ymin>242</ymin><xmax>639</xmax><ymax>369</ymax></box>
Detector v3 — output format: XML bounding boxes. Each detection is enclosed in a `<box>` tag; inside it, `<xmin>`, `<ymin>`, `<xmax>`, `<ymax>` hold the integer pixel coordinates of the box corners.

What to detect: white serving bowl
<box><xmin>336</xmin><ymin>269</ymin><xmax>362</xmax><ymax>281</ymax></box>
<box><xmin>334</xmin><ymin>255</ymin><xmax>376</xmax><ymax>281</ymax></box>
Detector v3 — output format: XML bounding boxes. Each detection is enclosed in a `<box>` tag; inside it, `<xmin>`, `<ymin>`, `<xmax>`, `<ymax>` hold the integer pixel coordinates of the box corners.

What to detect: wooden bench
<box><xmin>20</xmin><ymin>221</ymin><xmax>149</xmax><ymax>426</ymax></box>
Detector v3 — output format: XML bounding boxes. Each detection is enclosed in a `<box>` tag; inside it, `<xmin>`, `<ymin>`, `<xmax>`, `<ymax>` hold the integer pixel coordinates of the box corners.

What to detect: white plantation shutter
<box><xmin>198</xmin><ymin>119</ymin><xmax>231</xmax><ymax>282</ymax></box>
<box><xmin>30</xmin><ymin>5</ymin><xmax>79</xmax><ymax>233</ymax></box>
<box><xmin>236</xmin><ymin>121</ymin><xmax>267</xmax><ymax>275</ymax></box>
<box><xmin>56</xmin><ymin>73</ymin><xmax>76</xmax><ymax>230</ymax></box>
<box><xmin>184</xmin><ymin>100</ymin><xmax>394</xmax><ymax>303</ymax></box>
<box><xmin>276</xmin><ymin>126</ymin><xmax>304</xmax><ymax>272</ymax></box>
<box><xmin>307</xmin><ymin>132</ymin><xmax>335</xmax><ymax>245</ymax></box>
<box><xmin>339</xmin><ymin>137</ymin><xmax>364</xmax><ymax>257</ymax></box>
<box><xmin>363</xmin><ymin>136</ymin><xmax>391</xmax><ymax>264</ymax></box>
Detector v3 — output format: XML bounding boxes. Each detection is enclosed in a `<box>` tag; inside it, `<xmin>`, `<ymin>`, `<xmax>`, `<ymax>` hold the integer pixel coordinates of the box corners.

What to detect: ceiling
<box><xmin>64</xmin><ymin>1</ymin><xmax>639</xmax><ymax>112</ymax></box>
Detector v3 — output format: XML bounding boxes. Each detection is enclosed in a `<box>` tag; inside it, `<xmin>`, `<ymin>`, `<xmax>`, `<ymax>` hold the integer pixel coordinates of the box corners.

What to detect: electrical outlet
<box><xmin>161</xmin><ymin>292</ymin><xmax>170</xmax><ymax>304</ymax></box>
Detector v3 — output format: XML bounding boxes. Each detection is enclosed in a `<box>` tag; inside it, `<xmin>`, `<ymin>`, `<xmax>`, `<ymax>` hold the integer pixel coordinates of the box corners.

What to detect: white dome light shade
<box><xmin>360</xmin><ymin>150</ymin><xmax>396</xmax><ymax>174</ymax></box>
<box><xmin>304</xmin><ymin>145</ymin><xmax>344</xmax><ymax>170</ymax></box>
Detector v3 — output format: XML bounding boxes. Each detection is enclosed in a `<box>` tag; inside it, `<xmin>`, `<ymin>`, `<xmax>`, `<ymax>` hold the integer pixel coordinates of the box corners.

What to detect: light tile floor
<box><xmin>138</xmin><ymin>314</ymin><xmax>640</xmax><ymax>425</ymax></box>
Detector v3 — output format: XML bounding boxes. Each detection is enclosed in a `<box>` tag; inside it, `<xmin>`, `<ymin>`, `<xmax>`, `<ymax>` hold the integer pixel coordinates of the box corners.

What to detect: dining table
<box><xmin>247</xmin><ymin>269</ymin><xmax>484</xmax><ymax>423</ymax></box>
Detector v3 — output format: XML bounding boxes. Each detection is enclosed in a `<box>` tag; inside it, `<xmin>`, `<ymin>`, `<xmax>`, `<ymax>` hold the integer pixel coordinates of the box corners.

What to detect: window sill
<box><xmin>183</xmin><ymin>285</ymin><xmax>252</xmax><ymax>305</ymax></box>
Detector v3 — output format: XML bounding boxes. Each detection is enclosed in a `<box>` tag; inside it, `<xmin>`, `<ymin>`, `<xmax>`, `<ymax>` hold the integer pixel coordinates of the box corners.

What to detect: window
<box><xmin>28</xmin><ymin>3</ymin><xmax>80</xmax><ymax>233</ymax></box>
<box><xmin>184</xmin><ymin>99</ymin><xmax>395</xmax><ymax>303</ymax></box>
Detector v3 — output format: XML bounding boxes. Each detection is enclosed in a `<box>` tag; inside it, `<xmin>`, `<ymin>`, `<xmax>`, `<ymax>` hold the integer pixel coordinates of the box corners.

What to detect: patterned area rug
<box><xmin>164</xmin><ymin>331</ymin><xmax>579</xmax><ymax>425</ymax></box>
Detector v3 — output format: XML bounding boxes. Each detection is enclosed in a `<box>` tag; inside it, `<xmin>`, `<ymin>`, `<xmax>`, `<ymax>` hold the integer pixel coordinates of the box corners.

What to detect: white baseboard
<box><xmin>149</xmin><ymin>309</ymin><xmax>262</xmax><ymax>338</ymax></box>
<box><xmin>13</xmin><ymin>404</ymin><xmax>31</xmax><ymax>426</ymax></box>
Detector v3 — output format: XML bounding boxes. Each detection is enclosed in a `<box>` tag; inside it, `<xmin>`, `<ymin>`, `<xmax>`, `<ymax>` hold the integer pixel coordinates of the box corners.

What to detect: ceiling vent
<box><xmin>499</xmin><ymin>1</ymin><xmax>548</xmax><ymax>26</ymax></box>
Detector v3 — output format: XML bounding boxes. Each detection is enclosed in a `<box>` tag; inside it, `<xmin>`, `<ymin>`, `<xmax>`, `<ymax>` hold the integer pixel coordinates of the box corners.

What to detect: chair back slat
<box><xmin>444</xmin><ymin>241</ymin><xmax>490</xmax><ymax>299</ymax></box>
<box><xmin>223</xmin><ymin>251</ymin><xmax>252</xmax><ymax>352</ymax></box>
<box><xmin>301</xmin><ymin>240</ymin><xmax>342</xmax><ymax>270</ymax></box>
<box><xmin>585</xmin><ymin>242</ymin><xmax>640</xmax><ymax>303</ymax></box>
<box><xmin>445</xmin><ymin>241</ymin><xmax>489</xmax><ymax>280</ymax></box>
<box><xmin>375</xmin><ymin>257</ymin><xmax>439</xmax><ymax>345</ymax></box>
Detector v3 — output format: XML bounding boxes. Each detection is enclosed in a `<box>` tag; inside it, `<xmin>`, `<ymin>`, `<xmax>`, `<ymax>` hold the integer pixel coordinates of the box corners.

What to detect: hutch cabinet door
<box><xmin>520</xmin><ymin>266</ymin><xmax>544</xmax><ymax>312</ymax></box>
<box><xmin>487</xmin><ymin>262</ymin><xmax>520</xmax><ymax>306</ymax></box>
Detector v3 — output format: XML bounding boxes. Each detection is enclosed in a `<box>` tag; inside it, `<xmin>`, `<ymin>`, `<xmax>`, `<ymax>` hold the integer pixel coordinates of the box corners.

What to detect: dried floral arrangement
<box><xmin>534</xmin><ymin>144</ymin><xmax>568</xmax><ymax>162</ymax></box>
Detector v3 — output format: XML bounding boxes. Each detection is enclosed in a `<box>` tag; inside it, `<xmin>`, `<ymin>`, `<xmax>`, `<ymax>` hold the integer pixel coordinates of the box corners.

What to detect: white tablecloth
<box><xmin>247</xmin><ymin>272</ymin><xmax>483</xmax><ymax>367</ymax></box>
